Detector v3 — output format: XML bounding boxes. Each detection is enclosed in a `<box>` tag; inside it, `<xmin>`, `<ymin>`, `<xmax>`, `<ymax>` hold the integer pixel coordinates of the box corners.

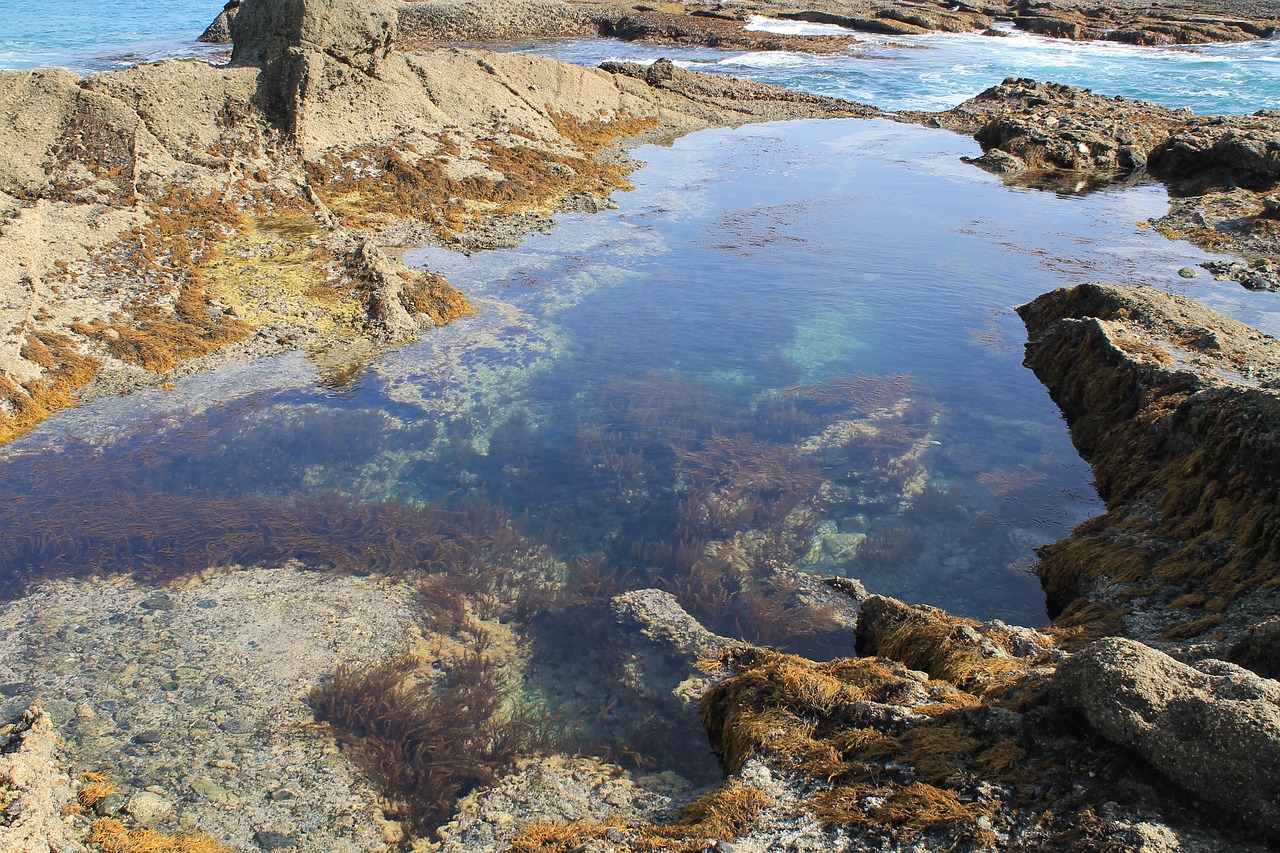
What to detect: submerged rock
<box><xmin>1058</xmin><ymin>637</ymin><xmax>1280</xmax><ymax>838</ymax></box>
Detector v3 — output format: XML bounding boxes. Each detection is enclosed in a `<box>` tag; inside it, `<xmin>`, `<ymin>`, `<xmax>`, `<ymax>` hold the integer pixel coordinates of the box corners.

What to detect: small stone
<box><xmin>269</xmin><ymin>788</ymin><xmax>296</xmax><ymax>801</ymax></box>
<box><xmin>253</xmin><ymin>831</ymin><xmax>300</xmax><ymax>849</ymax></box>
<box><xmin>219</xmin><ymin>719</ymin><xmax>254</xmax><ymax>734</ymax></box>
<box><xmin>196</xmin><ymin>599</ymin><xmax>218</xmax><ymax>609</ymax></box>
<box><xmin>131</xmin><ymin>729</ymin><xmax>164</xmax><ymax>745</ymax></box>
<box><xmin>1178</xmin><ymin>266</ymin><xmax>1198</xmax><ymax>278</ymax></box>
<box><xmin>94</xmin><ymin>793</ymin><xmax>128</xmax><ymax>816</ymax></box>
<box><xmin>139</xmin><ymin>593</ymin><xmax>176</xmax><ymax>611</ymax></box>
<box><xmin>190</xmin><ymin>778</ymin><xmax>238</xmax><ymax>805</ymax></box>
<box><xmin>126</xmin><ymin>791</ymin><xmax>176</xmax><ymax>827</ymax></box>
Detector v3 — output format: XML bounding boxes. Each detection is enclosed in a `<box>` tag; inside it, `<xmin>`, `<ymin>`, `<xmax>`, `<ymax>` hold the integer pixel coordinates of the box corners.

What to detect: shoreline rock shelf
<box><xmin>4</xmin><ymin>0</ymin><xmax>1280</xmax><ymax>851</ymax></box>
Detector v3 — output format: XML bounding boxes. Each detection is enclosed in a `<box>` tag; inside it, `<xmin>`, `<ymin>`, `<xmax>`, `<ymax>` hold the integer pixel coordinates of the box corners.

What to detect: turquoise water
<box><xmin>4</xmin><ymin>18</ymin><xmax>1280</xmax><ymax>778</ymax></box>
<box><xmin>0</xmin><ymin>0</ymin><xmax>224</xmax><ymax>72</ymax></box>
<box><xmin>3</xmin><ymin>2</ymin><xmax>1277</xmax><ymax>116</ymax></box>
<box><xmin>509</xmin><ymin>22</ymin><xmax>1280</xmax><ymax>114</ymax></box>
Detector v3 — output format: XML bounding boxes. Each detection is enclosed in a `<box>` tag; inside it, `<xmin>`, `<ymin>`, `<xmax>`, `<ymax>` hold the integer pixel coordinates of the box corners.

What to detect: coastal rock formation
<box><xmin>1058</xmin><ymin>637</ymin><xmax>1280</xmax><ymax>837</ymax></box>
<box><xmin>501</xmin><ymin>593</ymin><xmax>1275</xmax><ymax>851</ymax></box>
<box><xmin>916</xmin><ymin>78</ymin><xmax>1280</xmax><ymax>291</ymax></box>
<box><xmin>911</xmin><ymin>77</ymin><xmax>1188</xmax><ymax>175</ymax></box>
<box><xmin>1017</xmin><ymin>282</ymin><xmax>1280</xmax><ymax>648</ymax></box>
<box><xmin>0</xmin><ymin>0</ymin><xmax>875</xmax><ymax>446</ymax></box>
<box><xmin>1149</xmin><ymin>112</ymin><xmax>1280</xmax><ymax>187</ymax></box>
<box><xmin>398</xmin><ymin>0</ymin><xmax>593</xmax><ymax>42</ymax></box>
<box><xmin>0</xmin><ymin>706</ymin><xmax>87</xmax><ymax>853</ymax></box>
<box><xmin>197</xmin><ymin>0</ymin><xmax>240</xmax><ymax>43</ymax></box>
<box><xmin>437</xmin><ymin>756</ymin><xmax>694</xmax><ymax>852</ymax></box>
<box><xmin>596</xmin><ymin>10</ymin><xmax>865</xmax><ymax>52</ymax></box>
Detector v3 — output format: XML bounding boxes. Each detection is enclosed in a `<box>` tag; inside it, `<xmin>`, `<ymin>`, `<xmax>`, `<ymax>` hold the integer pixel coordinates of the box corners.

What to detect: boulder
<box><xmin>197</xmin><ymin>2</ymin><xmax>240</xmax><ymax>44</ymax></box>
<box><xmin>1057</xmin><ymin>637</ymin><xmax>1280</xmax><ymax>837</ymax></box>
<box><xmin>1017</xmin><ymin>282</ymin><xmax>1280</xmax><ymax>643</ymax></box>
<box><xmin>230</xmin><ymin>0</ymin><xmax>396</xmax><ymax>76</ymax></box>
<box><xmin>1149</xmin><ymin>113</ymin><xmax>1280</xmax><ymax>187</ymax></box>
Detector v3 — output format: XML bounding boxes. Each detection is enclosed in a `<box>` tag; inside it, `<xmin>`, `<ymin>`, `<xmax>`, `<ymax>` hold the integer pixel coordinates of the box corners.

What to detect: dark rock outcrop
<box><xmin>197</xmin><ymin>1</ymin><xmax>240</xmax><ymax>44</ymax></box>
<box><xmin>1058</xmin><ymin>637</ymin><xmax>1280</xmax><ymax>838</ymax></box>
<box><xmin>1149</xmin><ymin>112</ymin><xmax>1280</xmax><ymax>188</ymax></box>
<box><xmin>910</xmin><ymin>78</ymin><xmax>1188</xmax><ymax>175</ymax></box>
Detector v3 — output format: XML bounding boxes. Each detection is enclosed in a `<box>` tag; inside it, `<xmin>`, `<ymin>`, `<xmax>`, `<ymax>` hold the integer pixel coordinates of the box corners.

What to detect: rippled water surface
<box><xmin>507</xmin><ymin>19</ymin><xmax>1280</xmax><ymax>114</ymax></box>
<box><xmin>0</xmin><ymin>0</ymin><xmax>226</xmax><ymax>72</ymax></box>
<box><xmin>7</xmin><ymin>119</ymin><xmax>1275</xmax><ymax>636</ymax></box>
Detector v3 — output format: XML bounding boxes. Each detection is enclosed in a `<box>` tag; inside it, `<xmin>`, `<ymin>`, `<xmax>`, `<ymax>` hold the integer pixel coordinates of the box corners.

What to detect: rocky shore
<box><xmin>5</xmin><ymin>0</ymin><xmax>1280</xmax><ymax>852</ymax></box>
<box><xmin>904</xmin><ymin>77</ymin><xmax>1280</xmax><ymax>292</ymax></box>
<box><xmin>0</xmin><ymin>0</ymin><xmax>873</xmax><ymax>445</ymax></box>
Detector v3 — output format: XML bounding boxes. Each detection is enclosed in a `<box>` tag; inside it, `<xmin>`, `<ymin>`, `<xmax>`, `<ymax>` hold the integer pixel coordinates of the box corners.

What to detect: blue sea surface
<box><xmin>4</xmin><ymin>11</ymin><xmax>1280</xmax><ymax>631</ymax></box>
<box><xmin>506</xmin><ymin>21</ymin><xmax>1280</xmax><ymax>115</ymax></box>
<box><xmin>0</xmin><ymin>0</ymin><xmax>225</xmax><ymax>73</ymax></box>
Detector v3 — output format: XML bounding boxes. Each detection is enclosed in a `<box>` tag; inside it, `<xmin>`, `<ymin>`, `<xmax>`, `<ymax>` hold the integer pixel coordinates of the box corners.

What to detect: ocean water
<box><xmin>0</xmin><ymin>0</ymin><xmax>225</xmax><ymax>73</ymax></box>
<box><xmin>508</xmin><ymin>19</ymin><xmax>1280</xmax><ymax>114</ymax></box>
<box><xmin>5</xmin><ymin>5</ymin><xmax>1280</xmax><ymax>786</ymax></box>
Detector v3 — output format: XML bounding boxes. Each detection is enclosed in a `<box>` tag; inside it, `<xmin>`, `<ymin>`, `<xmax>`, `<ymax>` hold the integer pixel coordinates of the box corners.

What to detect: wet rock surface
<box><xmin>0</xmin><ymin>0</ymin><xmax>875</xmax><ymax>446</ymax></box>
<box><xmin>0</xmin><ymin>567</ymin><xmax>419</xmax><ymax>851</ymax></box>
<box><xmin>909</xmin><ymin>78</ymin><xmax>1280</xmax><ymax>293</ymax></box>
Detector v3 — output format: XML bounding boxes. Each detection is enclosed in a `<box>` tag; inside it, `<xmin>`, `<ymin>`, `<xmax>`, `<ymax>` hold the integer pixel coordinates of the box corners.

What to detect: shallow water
<box><xmin>5</xmin><ymin>119</ymin><xmax>1271</xmax><ymax>637</ymax></box>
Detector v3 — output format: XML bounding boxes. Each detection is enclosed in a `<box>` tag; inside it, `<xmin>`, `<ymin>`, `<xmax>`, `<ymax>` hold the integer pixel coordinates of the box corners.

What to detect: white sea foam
<box><xmin>717</xmin><ymin>51</ymin><xmax>819</xmax><ymax>68</ymax></box>
<box><xmin>743</xmin><ymin>15</ymin><xmax>858</xmax><ymax>37</ymax></box>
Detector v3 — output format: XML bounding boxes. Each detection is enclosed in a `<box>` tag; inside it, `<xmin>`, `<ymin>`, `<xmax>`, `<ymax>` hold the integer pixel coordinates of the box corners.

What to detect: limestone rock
<box><xmin>230</xmin><ymin>0</ymin><xmax>396</xmax><ymax>76</ymax></box>
<box><xmin>1057</xmin><ymin>637</ymin><xmax>1280</xmax><ymax>837</ymax></box>
<box><xmin>0</xmin><ymin>705</ymin><xmax>88</xmax><ymax>853</ymax></box>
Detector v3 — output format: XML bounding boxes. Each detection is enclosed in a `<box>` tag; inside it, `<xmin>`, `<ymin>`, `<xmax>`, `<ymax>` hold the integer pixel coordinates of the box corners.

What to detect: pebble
<box><xmin>0</xmin><ymin>567</ymin><xmax>417</xmax><ymax>851</ymax></box>
<box><xmin>95</xmin><ymin>793</ymin><xmax>128</xmax><ymax>816</ymax></box>
<box><xmin>139</xmin><ymin>593</ymin><xmax>177</xmax><ymax>611</ymax></box>
<box><xmin>254</xmin><ymin>830</ymin><xmax>301</xmax><ymax>849</ymax></box>
<box><xmin>126</xmin><ymin>791</ymin><xmax>176</xmax><ymax>827</ymax></box>
<box><xmin>1178</xmin><ymin>266</ymin><xmax>1198</xmax><ymax>278</ymax></box>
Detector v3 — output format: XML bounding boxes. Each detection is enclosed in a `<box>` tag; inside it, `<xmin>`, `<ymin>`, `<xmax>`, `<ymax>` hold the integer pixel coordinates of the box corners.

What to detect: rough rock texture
<box><xmin>611</xmin><ymin>588</ymin><xmax>741</xmax><ymax>710</ymax></box>
<box><xmin>914</xmin><ymin>78</ymin><xmax>1280</xmax><ymax>294</ymax></box>
<box><xmin>397</xmin><ymin>0</ymin><xmax>593</xmax><ymax>42</ymax></box>
<box><xmin>0</xmin><ymin>706</ymin><xmax>88</xmax><ymax>853</ymax></box>
<box><xmin>596</xmin><ymin>10</ymin><xmax>865</xmax><ymax>52</ymax></box>
<box><xmin>601</xmin><ymin>57</ymin><xmax>878</xmax><ymax>125</ymax></box>
<box><xmin>198</xmin><ymin>3</ymin><xmax>240</xmax><ymax>44</ymax></box>
<box><xmin>1149</xmin><ymin>112</ymin><xmax>1280</xmax><ymax>187</ymax></box>
<box><xmin>1017</xmin><ymin>282</ymin><xmax>1280</xmax><ymax>647</ymax></box>
<box><xmin>0</xmin><ymin>567</ymin><xmax>420</xmax><ymax>851</ymax></box>
<box><xmin>437</xmin><ymin>756</ymin><xmax>693</xmax><ymax>852</ymax></box>
<box><xmin>1058</xmin><ymin>637</ymin><xmax>1280</xmax><ymax>838</ymax></box>
<box><xmin>908</xmin><ymin>78</ymin><xmax>1189</xmax><ymax>174</ymax></box>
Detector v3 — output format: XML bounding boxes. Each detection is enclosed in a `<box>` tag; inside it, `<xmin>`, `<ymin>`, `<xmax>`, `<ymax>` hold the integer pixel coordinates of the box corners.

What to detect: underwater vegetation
<box><xmin>310</xmin><ymin>635</ymin><xmax>537</xmax><ymax>835</ymax></box>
